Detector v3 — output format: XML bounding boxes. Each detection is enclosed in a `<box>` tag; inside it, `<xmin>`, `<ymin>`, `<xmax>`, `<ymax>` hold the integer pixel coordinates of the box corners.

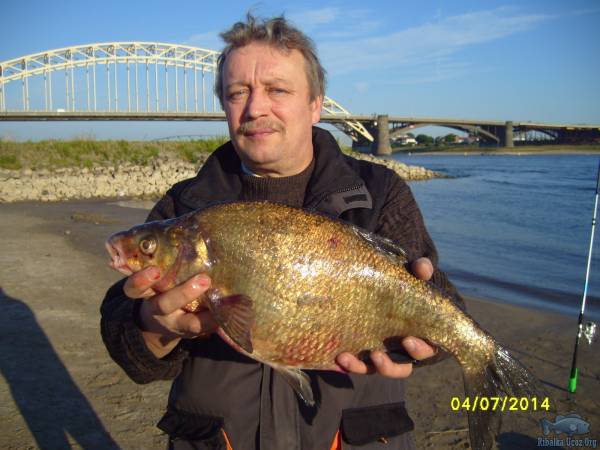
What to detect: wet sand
<box><xmin>0</xmin><ymin>200</ymin><xmax>598</xmax><ymax>449</ymax></box>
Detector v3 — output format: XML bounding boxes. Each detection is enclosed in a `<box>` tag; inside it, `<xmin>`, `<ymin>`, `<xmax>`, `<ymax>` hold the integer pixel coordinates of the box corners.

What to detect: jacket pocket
<box><xmin>341</xmin><ymin>402</ymin><xmax>414</xmax><ymax>446</ymax></box>
<box><xmin>157</xmin><ymin>407</ymin><xmax>227</xmax><ymax>449</ymax></box>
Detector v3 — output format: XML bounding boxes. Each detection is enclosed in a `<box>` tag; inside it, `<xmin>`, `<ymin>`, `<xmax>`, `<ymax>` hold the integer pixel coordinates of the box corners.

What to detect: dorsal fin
<box><xmin>352</xmin><ymin>226</ymin><xmax>407</xmax><ymax>265</ymax></box>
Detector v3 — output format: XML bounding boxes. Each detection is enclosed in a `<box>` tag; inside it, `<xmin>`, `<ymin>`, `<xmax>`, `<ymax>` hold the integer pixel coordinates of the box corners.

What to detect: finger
<box><xmin>123</xmin><ymin>266</ymin><xmax>161</xmax><ymax>298</ymax></box>
<box><xmin>153</xmin><ymin>274</ymin><xmax>211</xmax><ymax>316</ymax></box>
<box><xmin>402</xmin><ymin>336</ymin><xmax>437</xmax><ymax>360</ymax></box>
<box><xmin>175</xmin><ymin>310</ymin><xmax>219</xmax><ymax>337</ymax></box>
<box><xmin>335</xmin><ymin>352</ymin><xmax>373</xmax><ymax>374</ymax></box>
<box><xmin>371</xmin><ymin>350</ymin><xmax>413</xmax><ymax>378</ymax></box>
<box><xmin>410</xmin><ymin>257</ymin><xmax>434</xmax><ymax>281</ymax></box>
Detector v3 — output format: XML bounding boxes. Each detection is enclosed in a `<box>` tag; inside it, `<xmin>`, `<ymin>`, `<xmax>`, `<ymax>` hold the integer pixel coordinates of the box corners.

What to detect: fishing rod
<box><xmin>568</xmin><ymin>159</ymin><xmax>600</xmax><ymax>393</ymax></box>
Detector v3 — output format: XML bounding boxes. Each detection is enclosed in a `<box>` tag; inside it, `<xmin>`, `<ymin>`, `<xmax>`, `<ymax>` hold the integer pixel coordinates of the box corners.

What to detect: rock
<box><xmin>0</xmin><ymin>155</ymin><xmax>444</xmax><ymax>203</ymax></box>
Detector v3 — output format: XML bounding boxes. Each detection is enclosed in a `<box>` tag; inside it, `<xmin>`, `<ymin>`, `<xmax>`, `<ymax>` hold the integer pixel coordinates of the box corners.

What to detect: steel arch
<box><xmin>0</xmin><ymin>42</ymin><xmax>374</xmax><ymax>142</ymax></box>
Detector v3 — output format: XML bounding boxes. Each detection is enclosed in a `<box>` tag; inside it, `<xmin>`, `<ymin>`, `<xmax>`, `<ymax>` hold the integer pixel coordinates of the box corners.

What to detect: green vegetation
<box><xmin>2</xmin><ymin>136</ymin><xmax>599</xmax><ymax>171</ymax></box>
<box><xmin>0</xmin><ymin>137</ymin><xmax>229</xmax><ymax>170</ymax></box>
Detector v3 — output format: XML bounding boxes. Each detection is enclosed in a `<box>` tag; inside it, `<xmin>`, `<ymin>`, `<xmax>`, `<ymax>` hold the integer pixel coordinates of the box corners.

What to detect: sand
<box><xmin>0</xmin><ymin>200</ymin><xmax>598</xmax><ymax>450</ymax></box>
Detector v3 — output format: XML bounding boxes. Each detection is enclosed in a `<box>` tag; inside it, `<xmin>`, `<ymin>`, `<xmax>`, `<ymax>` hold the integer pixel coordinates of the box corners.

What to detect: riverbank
<box><xmin>0</xmin><ymin>199</ymin><xmax>598</xmax><ymax>449</ymax></box>
<box><xmin>0</xmin><ymin>147</ymin><xmax>442</xmax><ymax>202</ymax></box>
<box><xmin>391</xmin><ymin>143</ymin><xmax>600</xmax><ymax>155</ymax></box>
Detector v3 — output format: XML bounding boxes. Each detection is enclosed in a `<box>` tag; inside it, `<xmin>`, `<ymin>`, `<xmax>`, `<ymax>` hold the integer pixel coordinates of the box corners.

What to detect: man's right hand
<box><xmin>123</xmin><ymin>266</ymin><xmax>218</xmax><ymax>358</ymax></box>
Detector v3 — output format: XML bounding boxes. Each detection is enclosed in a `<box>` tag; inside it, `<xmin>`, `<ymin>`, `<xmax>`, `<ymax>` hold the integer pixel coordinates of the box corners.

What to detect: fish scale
<box><xmin>106</xmin><ymin>200</ymin><xmax>547</xmax><ymax>450</ymax></box>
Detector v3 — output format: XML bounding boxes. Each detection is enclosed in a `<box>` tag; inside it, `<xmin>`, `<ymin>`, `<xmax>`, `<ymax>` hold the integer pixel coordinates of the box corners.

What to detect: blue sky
<box><xmin>1</xmin><ymin>0</ymin><xmax>599</xmax><ymax>141</ymax></box>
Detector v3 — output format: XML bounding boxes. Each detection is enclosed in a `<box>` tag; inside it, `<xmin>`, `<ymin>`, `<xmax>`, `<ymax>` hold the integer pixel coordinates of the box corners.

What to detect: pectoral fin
<box><xmin>206</xmin><ymin>289</ymin><xmax>254</xmax><ymax>354</ymax></box>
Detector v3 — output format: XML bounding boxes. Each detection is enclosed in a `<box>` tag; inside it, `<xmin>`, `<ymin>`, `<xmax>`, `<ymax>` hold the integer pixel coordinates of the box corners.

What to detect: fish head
<box><xmin>106</xmin><ymin>220</ymin><xmax>175</xmax><ymax>276</ymax></box>
<box><xmin>105</xmin><ymin>216</ymin><xmax>211</xmax><ymax>292</ymax></box>
<box><xmin>577</xmin><ymin>420</ymin><xmax>590</xmax><ymax>434</ymax></box>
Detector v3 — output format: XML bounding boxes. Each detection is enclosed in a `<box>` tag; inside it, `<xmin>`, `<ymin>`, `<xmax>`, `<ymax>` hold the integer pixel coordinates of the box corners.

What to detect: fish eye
<box><xmin>139</xmin><ymin>238</ymin><xmax>157</xmax><ymax>255</ymax></box>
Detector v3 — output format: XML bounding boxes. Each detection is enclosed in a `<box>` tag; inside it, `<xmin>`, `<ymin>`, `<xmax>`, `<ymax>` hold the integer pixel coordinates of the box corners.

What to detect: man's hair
<box><xmin>215</xmin><ymin>13</ymin><xmax>326</xmax><ymax>105</ymax></box>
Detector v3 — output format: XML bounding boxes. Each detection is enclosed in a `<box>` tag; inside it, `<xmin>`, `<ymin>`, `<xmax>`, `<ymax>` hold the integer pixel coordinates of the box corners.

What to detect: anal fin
<box><xmin>273</xmin><ymin>365</ymin><xmax>315</xmax><ymax>406</ymax></box>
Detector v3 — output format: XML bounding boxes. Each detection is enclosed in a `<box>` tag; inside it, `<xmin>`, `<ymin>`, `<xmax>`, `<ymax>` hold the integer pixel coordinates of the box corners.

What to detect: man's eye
<box><xmin>227</xmin><ymin>90</ymin><xmax>247</xmax><ymax>100</ymax></box>
<box><xmin>269</xmin><ymin>88</ymin><xmax>288</xmax><ymax>95</ymax></box>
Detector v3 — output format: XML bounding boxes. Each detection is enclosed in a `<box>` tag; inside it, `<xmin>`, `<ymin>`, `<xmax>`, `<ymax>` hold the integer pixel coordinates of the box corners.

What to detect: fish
<box><xmin>105</xmin><ymin>200</ymin><xmax>545</xmax><ymax>450</ymax></box>
<box><xmin>540</xmin><ymin>414</ymin><xmax>590</xmax><ymax>437</ymax></box>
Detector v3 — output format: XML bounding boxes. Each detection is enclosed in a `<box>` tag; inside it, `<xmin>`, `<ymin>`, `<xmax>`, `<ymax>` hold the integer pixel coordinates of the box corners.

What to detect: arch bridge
<box><xmin>0</xmin><ymin>41</ymin><xmax>373</xmax><ymax>142</ymax></box>
<box><xmin>1</xmin><ymin>42</ymin><xmax>598</xmax><ymax>152</ymax></box>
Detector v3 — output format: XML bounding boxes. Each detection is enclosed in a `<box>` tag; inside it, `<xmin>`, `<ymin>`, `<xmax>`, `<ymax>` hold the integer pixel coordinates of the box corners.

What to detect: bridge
<box><xmin>1</xmin><ymin>41</ymin><xmax>599</xmax><ymax>154</ymax></box>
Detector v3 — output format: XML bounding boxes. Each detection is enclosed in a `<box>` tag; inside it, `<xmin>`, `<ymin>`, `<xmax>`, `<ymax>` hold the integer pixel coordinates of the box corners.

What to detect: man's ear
<box><xmin>310</xmin><ymin>95</ymin><xmax>323</xmax><ymax>125</ymax></box>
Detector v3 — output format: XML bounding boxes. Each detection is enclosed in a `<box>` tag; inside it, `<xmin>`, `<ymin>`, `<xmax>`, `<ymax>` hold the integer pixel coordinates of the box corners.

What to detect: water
<box><xmin>392</xmin><ymin>153</ymin><xmax>600</xmax><ymax>321</ymax></box>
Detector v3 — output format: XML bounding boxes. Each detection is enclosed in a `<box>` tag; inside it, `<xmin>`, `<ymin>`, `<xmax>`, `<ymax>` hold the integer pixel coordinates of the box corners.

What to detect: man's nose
<box><xmin>244</xmin><ymin>90</ymin><xmax>270</xmax><ymax>119</ymax></box>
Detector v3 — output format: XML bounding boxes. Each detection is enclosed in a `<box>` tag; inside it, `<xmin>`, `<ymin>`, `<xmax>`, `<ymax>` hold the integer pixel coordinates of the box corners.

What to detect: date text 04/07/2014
<box><xmin>450</xmin><ymin>396</ymin><xmax>551</xmax><ymax>412</ymax></box>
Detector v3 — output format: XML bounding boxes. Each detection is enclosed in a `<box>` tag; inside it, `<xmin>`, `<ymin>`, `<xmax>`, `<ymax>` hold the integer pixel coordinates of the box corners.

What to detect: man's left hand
<box><xmin>335</xmin><ymin>257</ymin><xmax>437</xmax><ymax>378</ymax></box>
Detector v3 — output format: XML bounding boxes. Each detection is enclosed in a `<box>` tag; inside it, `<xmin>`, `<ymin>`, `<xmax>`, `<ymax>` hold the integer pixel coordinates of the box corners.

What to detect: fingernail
<box><xmin>192</xmin><ymin>274</ymin><xmax>210</xmax><ymax>289</ymax></box>
<box><xmin>404</xmin><ymin>338</ymin><xmax>416</xmax><ymax>353</ymax></box>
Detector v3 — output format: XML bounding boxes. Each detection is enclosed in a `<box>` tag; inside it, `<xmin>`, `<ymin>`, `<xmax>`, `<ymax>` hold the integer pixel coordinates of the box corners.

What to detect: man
<box><xmin>101</xmin><ymin>14</ymin><xmax>463</xmax><ymax>450</ymax></box>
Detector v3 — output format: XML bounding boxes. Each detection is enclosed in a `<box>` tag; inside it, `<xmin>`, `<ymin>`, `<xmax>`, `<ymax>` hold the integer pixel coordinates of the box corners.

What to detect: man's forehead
<box><xmin>225</xmin><ymin>43</ymin><xmax>303</xmax><ymax>69</ymax></box>
<box><xmin>223</xmin><ymin>43</ymin><xmax>306</xmax><ymax>84</ymax></box>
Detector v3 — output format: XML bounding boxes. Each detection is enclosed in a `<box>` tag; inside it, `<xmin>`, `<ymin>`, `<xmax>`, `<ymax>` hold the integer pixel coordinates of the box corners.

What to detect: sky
<box><xmin>1</xmin><ymin>0</ymin><xmax>599</xmax><ymax>141</ymax></box>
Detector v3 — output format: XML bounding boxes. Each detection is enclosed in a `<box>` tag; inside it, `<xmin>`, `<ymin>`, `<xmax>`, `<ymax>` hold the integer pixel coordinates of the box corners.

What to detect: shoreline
<box><xmin>392</xmin><ymin>150</ymin><xmax>600</xmax><ymax>156</ymax></box>
<box><xmin>388</xmin><ymin>143</ymin><xmax>600</xmax><ymax>156</ymax></box>
<box><xmin>0</xmin><ymin>153</ymin><xmax>442</xmax><ymax>203</ymax></box>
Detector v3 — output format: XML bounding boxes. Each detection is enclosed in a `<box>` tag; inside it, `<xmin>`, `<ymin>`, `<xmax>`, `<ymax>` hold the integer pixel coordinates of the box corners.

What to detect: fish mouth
<box><xmin>105</xmin><ymin>240</ymin><xmax>134</xmax><ymax>276</ymax></box>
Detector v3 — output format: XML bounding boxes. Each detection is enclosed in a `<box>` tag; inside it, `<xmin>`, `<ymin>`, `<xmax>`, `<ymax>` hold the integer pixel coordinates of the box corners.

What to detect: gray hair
<box><xmin>215</xmin><ymin>14</ymin><xmax>326</xmax><ymax>105</ymax></box>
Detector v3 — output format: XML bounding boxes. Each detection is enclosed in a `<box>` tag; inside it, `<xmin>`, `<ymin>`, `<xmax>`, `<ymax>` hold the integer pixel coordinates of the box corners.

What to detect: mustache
<box><xmin>237</xmin><ymin>120</ymin><xmax>284</xmax><ymax>135</ymax></box>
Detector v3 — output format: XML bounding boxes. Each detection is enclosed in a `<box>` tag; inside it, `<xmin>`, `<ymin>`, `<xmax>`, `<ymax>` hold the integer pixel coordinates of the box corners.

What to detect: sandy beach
<box><xmin>0</xmin><ymin>199</ymin><xmax>598</xmax><ymax>450</ymax></box>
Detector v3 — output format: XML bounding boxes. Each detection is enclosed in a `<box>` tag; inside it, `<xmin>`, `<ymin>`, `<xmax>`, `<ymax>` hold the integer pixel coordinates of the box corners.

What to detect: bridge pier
<box><xmin>503</xmin><ymin>121</ymin><xmax>514</xmax><ymax>148</ymax></box>
<box><xmin>373</xmin><ymin>114</ymin><xmax>392</xmax><ymax>156</ymax></box>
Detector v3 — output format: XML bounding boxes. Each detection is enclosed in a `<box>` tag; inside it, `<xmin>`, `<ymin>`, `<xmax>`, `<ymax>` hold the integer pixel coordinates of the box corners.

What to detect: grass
<box><xmin>0</xmin><ymin>137</ymin><xmax>229</xmax><ymax>170</ymax></box>
<box><xmin>2</xmin><ymin>137</ymin><xmax>598</xmax><ymax>171</ymax></box>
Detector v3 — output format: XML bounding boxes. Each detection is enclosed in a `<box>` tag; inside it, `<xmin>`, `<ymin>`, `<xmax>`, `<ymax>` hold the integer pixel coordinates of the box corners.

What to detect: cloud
<box><xmin>354</xmin><ymin>81</ymin><xmax>369</xmax><ymax>93</ymax></box>
<box><xmin>288</xmin><ymin>7</ymin><xmax>340</xmax><ymax>30</ymax></box>
<box><xmin>316</xmin><ymin>7</ymin><xmax>554</xmax><ymax>78</ymax></box>
<box><xmin>183</xmin><ymin>31</ymin><xmax>223</xmax><ymax>51</ymax></box>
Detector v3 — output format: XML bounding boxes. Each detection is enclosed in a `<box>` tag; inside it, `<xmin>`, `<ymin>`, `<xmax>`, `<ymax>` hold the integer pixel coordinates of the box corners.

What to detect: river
<box><xmin>392</xmin><ymin>152</ymin><xmax>600</xmax><ymax>321</ymax></box>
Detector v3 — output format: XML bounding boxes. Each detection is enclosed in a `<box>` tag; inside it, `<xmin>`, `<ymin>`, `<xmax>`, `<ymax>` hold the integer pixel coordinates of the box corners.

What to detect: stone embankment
<box><xmin>0</xmin><ymin>153</ymin><xmax>441</xmax><ymax>202</ymax></box>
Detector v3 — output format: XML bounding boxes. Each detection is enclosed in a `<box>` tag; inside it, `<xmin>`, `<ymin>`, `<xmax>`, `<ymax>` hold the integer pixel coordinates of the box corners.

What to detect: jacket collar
<box><xmin>178</xmin><ymin>126</ymin><xmax>372</xmax><ymax>217</ymax></box>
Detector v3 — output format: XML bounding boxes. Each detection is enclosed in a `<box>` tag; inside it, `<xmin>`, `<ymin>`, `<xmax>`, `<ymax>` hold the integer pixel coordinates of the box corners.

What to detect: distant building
<box><xmin>393</xmin><ymin>135</ymin><xmax>418</xmax><ymax>146</ymax></box>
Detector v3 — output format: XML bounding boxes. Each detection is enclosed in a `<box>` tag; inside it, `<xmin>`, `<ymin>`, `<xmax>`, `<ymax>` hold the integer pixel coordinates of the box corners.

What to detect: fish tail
<box><xmin>462</xmin><ymin>344</ymin><xmax>546</xmax><ymax>450</ymax></box>
<box><xmin>539</xmin><ymin>419</ymin><xmax>552</xmax><ymax>436</ymax></box>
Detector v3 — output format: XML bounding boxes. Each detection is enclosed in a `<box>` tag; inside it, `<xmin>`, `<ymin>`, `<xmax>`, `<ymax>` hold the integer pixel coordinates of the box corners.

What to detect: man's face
<box><xmin>221</xmin><ymin>42</ymin><xmax>323</xmax><ymax>177</ymax></box>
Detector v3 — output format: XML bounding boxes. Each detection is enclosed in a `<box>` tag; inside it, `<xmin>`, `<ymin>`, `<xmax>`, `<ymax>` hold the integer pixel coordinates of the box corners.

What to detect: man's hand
<box><xmin>123</xmin><ymin>267</ymin><xmax>218</xmax><ymax>358</ymax></box>
<box><xmin>335</xmin><ymin>257</ymin><xmax>437</xmax><ymax>378</ymax></box>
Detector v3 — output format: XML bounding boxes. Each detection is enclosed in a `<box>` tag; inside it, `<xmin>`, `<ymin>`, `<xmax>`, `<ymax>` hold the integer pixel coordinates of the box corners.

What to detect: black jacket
<box><xmin>100</xmin><ymin>127</ymin><xmax>463</xmax><ymax>450</ymax></box>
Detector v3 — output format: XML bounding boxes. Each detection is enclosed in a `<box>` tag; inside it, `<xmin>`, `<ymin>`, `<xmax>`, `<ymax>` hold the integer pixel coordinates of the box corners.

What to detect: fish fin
<box><xmin>206</xmin><ymin>290</ymin><xmax>254</xmax><ymax>354</ymax></box>
<box><xmin>352</xmin><ymin>226</ymin><xmax>407</xmax><ymax>265</ymax></box>
<box><xmin>273</xmin><ymin>365</ymin><xmax>315</xmax><ymax>406</ymax></box>
<box><xmin>540</xmin><ymin>419</ymin><xmax>551</xmax><ymax>436</ymax></box>
<box><xmin>462</xmin><ymin>344</ymin><xmax>547</xmax><ymax>450</ymax></box>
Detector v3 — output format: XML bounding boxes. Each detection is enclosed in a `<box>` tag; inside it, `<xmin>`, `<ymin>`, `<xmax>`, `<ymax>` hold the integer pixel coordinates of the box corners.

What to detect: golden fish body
<box><xmin>189</xmin><ymin>202</ymin><xmax>490</xmax><ymax>371</ymax></box>
<box><xmin>106</xmin><ymin>201</ymin><xmax>544</xmax><ymax>450</ymax></box>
